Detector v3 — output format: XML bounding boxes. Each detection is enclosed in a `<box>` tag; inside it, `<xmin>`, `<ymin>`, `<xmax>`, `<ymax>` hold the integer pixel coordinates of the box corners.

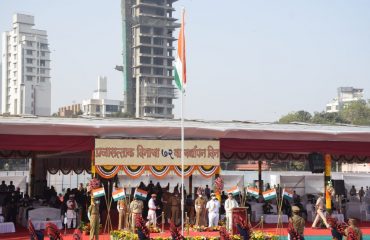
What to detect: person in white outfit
<box><xmin>206</xmin><ymin>193</ymin><xmax>220</xmax><ymax>227</ymax></box>
<box><xmin>66</xmin><ymin>194</ymin><xmax>78</xmax><ymax>228</ymax></box>
<box><xmin>225</xmin><ymin>193</ymin><xmax>239</xmax><ymax>231</ymax></box>
<box><xmin>311</xmin><ymin>193</ymin><xmax>329</xmax><ymax>228</ymax></box>
<box><xmin>147</xmin><ymin>194</ymin><xmax>159</xmax><ymax>227</ymax></box>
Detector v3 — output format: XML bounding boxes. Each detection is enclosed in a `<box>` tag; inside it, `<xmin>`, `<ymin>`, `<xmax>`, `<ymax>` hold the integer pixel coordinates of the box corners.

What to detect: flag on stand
<box><xmin>174</xmin><ymin>9</ymin><xmax>186</xmax><ymax>91</ymax></box>
<box><xmin>134</xmin><ymin>188</ymin><xmax>148</xmax><ymax>201</ymax></box>
<box><xmin>282</xmin><ymin>188</ymin><xmax>293</xmax><ymax>200</ymax></box>
<box><xmin>263</xmin><ymin>189</ymin><xmax>277</xmax><ymax>201</ymax></box>
<box><xmin>246</xmin><ymin>187</ymin><xmax>259</xmax><ymax>198</ymax></box>
<box><xmin>92</xmin><ymin>187</ymin><xmax>105</xmax><ymax>198</ymax></box>
<box><xmin>112</xmin><ymin>188</ymin><xmax>126</xmax><ymax>202</ymax></box>
<box><xmin>227</xmin><ymin>186</ymin><xmax>240</xmax><ymax>196</ymax></box>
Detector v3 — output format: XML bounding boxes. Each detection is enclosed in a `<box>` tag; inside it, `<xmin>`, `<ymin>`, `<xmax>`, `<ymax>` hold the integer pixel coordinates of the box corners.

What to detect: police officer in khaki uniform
<box><xmin>88</xmin><ymin>197</ymin><xmax>100</xmax><ymax>240</ymax></box>
<box><xmin>117</xmin><ymin>199</ymin><xmax>127</xmax><ymax>230</ymax></box>
<box><xmin>290</xmin><ymin>206</ymin><xmax>305</xmax><ymax>239</ymax></box>
<box><xmin>194</xmin><ymin>194</ymin><xmax>206</xmax><ymax>226</ymax></box>
<box><xmin>129</xmin><ymin>196</ymin><xmax>144</xmax><ymax>232</ymax></box>
<box><xmin>170</xmin><ymin>193</ymin><xmax>180</xmax><ymax>225</ymax></box>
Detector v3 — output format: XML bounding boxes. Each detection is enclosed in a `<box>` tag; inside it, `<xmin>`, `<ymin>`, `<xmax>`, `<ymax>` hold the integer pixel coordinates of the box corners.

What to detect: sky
<box><xmin>1</xmin><ymin>0</ymin><xmax>370</xmax><ymax>122</ymax></box>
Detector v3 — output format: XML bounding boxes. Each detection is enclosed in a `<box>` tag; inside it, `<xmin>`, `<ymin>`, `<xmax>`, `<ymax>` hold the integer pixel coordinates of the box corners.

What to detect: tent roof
<box><xmin>1</xmin><ymin>116</ymin><xmax>370</xmax><ymax>142</ymax></box>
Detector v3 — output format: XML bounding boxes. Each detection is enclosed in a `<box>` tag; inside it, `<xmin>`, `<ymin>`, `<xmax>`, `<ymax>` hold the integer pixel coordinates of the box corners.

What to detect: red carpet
<box><xmin>1</xmin><ymin>222</ymin><xmax>370</xmax><ymax>239</ymax></box>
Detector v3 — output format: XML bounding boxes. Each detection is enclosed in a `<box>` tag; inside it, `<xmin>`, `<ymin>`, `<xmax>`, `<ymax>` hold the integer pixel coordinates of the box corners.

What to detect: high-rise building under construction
<box><xmin>121</xmin><ymin>0</ymin><xmax>178</xmax><ymax>118</ymax></box>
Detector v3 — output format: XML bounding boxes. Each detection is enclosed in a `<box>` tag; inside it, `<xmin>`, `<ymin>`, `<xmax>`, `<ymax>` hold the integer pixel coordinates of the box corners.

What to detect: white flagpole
<box><xmin>180</xmin><ymin>8</ymin><xmax>185</xmax><ymax>236</ymax></box>
<box><xmin>181</xmin><ymin>86</ymin><xmax>185</xmax><ymax>235</ymax></box>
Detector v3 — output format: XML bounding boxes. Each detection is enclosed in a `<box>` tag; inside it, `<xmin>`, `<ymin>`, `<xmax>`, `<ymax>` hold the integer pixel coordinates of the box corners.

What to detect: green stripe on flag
<box><xmin>174</xmin><ymin>69</ymin><xmax>182</xmax><ymax>90</ymax></box>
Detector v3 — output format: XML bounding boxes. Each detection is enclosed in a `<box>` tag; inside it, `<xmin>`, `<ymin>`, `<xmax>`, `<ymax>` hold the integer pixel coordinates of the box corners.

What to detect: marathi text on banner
<box><xmin>94</xmin><ymin>139</ymin><xmax>220</xmax><ymax>166</ymax></box>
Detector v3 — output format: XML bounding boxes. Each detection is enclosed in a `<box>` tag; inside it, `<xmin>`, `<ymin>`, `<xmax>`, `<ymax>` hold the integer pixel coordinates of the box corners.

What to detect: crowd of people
<box><xmin>0</xmin><ymin>179</ymin><xmax>368</xmax><ymax>239</ymax></box>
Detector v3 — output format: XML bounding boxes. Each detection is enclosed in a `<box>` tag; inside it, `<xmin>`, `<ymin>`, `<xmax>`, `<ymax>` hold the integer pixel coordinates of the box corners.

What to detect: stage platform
<box><xmin>1</xmin><ymin>223</ymin><xmax>370</xmax><ymax>239</ymax></box>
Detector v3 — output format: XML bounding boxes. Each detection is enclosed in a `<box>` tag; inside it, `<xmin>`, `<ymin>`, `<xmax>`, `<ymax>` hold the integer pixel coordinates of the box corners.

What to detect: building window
<box><xmin>26</xmin><ymin>58</ymin><xmax>33</xmax><ymax>64</ymax></box>
<box><xmin>105</xmin><ymin>105</ymin><xmax>119</xmax><ymax>112</ymax></box>
<box><xmin>140</xmin><ymin>26</ymin><xmax>151</xmax><ymax>34</ymax></box>
<box><xmin>153</xmin><ymin>38</ymin><xmax>163</xmax><ymax>45</ymax></box>
<box><xmin>140</xmin><ymin>36</ymin><xmax>151</xmax><ymax>44</ymax></box>
<box><xmin>26</xmin><ymin>76</ymin><xmax>33</xmax><ymax>81</ymax></box>
<box><xmin>13</xmin><ymin>46</ymin><xmax>17</xmax><ymax>51</ymax></box>
<box><xmin>40</xmin><ymin>60</ymin><xmax>46</xmax><ymax>67</ymax></box>
<box><xmin>153</xmin><ymin>68</ymin><xmax>163</xmax><ymax>75</ymax></box>
<box><xmin>140</xmin><ymin>47</ymin><xmax>151</xmax><ymax>54</ymax></box>
<box><xmin>13</xmin><ymin>71</ymin><xmax>17</xmax><ymax>77</ymax></box>
<box><xmin>153</xmin><ymin>28</ymin><xmax>163</xmax><ymax>35</ymax></box>
<box><xmin>41</xmin><ymin>51</ymin><xmax>46</xmax><ymax>57</ymax></box>
<box><xmin>13</xmin><ymin>36</ymin><xmax>17</xmax><ymax>43</ymax></box>
<box><xmin>140</xmin><ymin>56</ymin><xmax>151</xmax><ymax>64</ymax></box>
<box><xmin>40</xmin><ymin>77</ymin><xmax>46</xmax><ymax>82</ymax></box>
<box><xmin>153</xmin><ymin>48</ymin><xmax>163</xmax><ymax>55</ymax></box>
<box><xmin>13</xmin><ymin>54</ymin><xmax>17</xmax><ymax>60</ymax></box>
<box><xmin>26</xmin><ymin>41</ymin><xmax>33</xmax><ymax>47</ymax></box>
<box><xmin>13</xmin><ymin>63</ymin><xmax>17</xmax><ymax>68</ymax></box>
<box><xmin>40</xmin><ymin>43</ymin><xmax>48</xmax><ymax>49</ymax></box>
<box><xmin>26</xmin><ymin>50</ymin><xmax>33</xmax><ymax>55</ymax></box>
<box><xmin>40</xmin><ymin>69</ymin><xmax>46</xmax><ymax>74</ymax></box>
<box><xmin>96</xmin><ymin>105</ymin><xmax>100</xmax><ymax>112</ymax></box>
<box><xmin>26</xmin><ymin>67</ymin><xmax>33</xmax><ymax>73</ymax></box>
<box><xmin>153</xmin><ymin>58</ymin><xmax>163</xmax><ymax>65</ymax></box>
<box><xmin>140</xmin><ymin>67</ymin><xmax>151</xmax><ymax>74</ymax></box>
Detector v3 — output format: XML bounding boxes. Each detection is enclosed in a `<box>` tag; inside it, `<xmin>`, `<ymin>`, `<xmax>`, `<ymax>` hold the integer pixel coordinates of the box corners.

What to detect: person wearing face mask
<box><xmin>88</xmin><ymin>197</ymin><xmax>100</xmax><ymax>240</ymax></box>
<box><xmin>195</xmin><ymin>193</ymin><xmax>206</xmax><ymax>226</ymax></box>
<box><xmin>206</xmin><ymin>193</ymin><xmax>220</xmax><ymax>227</ymax></box>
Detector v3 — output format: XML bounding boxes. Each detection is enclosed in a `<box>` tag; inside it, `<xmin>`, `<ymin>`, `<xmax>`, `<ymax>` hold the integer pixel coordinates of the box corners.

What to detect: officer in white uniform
<box><xmin>225</xmin><ymin>193</ymin><xmax>239</xmax><ymax>231</ymax></box>
<box><xmin>147</xmin><ymin>194</ymin><xmax>159</xmax><ymax>227</ymax></box>
<box><xmin>206</xmin><ymin>193</ymin><xmax>220</xmax><ymax>227</ymax></box>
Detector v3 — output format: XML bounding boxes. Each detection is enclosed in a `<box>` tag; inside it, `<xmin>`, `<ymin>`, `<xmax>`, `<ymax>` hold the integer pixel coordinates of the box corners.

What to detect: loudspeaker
<box><xmin>332</xmin><ymin>180</ymin><xmax>345</xmax><ymax>196</ymax></box>
<box><xmin>308</xmin><ymin>152</ymin><xmax>324</xmax><ymax>173</ymax></box>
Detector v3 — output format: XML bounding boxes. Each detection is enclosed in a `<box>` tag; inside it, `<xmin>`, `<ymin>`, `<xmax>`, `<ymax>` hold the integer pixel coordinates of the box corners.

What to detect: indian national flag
<box><xmin>263</xmin><ymin>189</ymin><xmax>277</xmax><ymax>201</ymax></box>
<box><xmin>247</xmin><ymin>187</ymin><xmax>259</xmax><ymax>197</ymax></box>
<box><xmin>174</xmin><ymin>9</ymin><xmax>186</xmax><ymax>91</ymax></box>
<box><xmin>92</xmin><ymin>187</ymin><xmax>105</xmax><ymax>198</ymax></box>
<box><xmin>282</xmin><ymin>188</ymin><xmax>293</xmax><ymax>200</ymax></box>
<box><xmin>134</xmin><ymin>188</ymin><xmax>148</xmax><ymax>201</ymax></box>
<box><xmin>227</xmin><ymin>186</ymin><xmax>240</xmax><ymax>196</ymax></box>
<box><xmin>112</xmin><ymin>188</ymin><xmax>126</xmax><ymax>202</ymax></box>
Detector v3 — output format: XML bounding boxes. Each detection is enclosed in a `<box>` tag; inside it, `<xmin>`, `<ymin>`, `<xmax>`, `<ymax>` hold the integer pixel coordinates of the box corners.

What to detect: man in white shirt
<box><xmin>66</xmin><ymin>194</ymin><xmax>78</xmax><ymax>228</ymax></box>
<box><xmin>148</xmin><ymin>194</ymin><xmax>159</xmax><ymax>227</ymax></box>
<box><xmin>225</xmin><ymin>193</ymin><xmax>239</xmax><ymax>231</ymax></box>
<box><xmin>311</xmin><ymin>193</ymin><xmax>329</xmax><ymax>228</ymax></box>
<box><xmin>206</xmin><ymin>193</ymin><xmax>220</xmax><ymax>227</ymax></box>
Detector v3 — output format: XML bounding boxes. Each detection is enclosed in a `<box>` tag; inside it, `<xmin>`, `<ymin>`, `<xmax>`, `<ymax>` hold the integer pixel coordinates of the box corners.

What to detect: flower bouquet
<box><xmin>170</xmin><ymin>221</ymin><xmax>184</xmax><ymax>240</ymax></box>
<box><xmin>287</xmin><ymin>222</ymin><xmax>303</xmax><ymax>240</ymax></box>
<box><xmin>327</xmin><ymin>216</ymin><xmax>346</xmax><ymax>240</ymax></box>
<box><xmin>135</xmin><ymin>215</ymin><xmax>150</xmax><ymax>240</ymax></box>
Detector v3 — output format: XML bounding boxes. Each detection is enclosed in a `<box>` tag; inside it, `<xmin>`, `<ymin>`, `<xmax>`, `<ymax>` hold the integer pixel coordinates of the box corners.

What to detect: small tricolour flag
<box><xmin>92</xmin><ymin>187</ymin><xmax>105</xmax><ymax>198</ymax></box>
<box><xmin>112</xmin><ymin>188</ymin><xmax>126</xmax><ymax>202</ymax></box>
<box><xmin>282</xmin><ymin>188</ymin><xmax>293</xmax><ymax>200</ymax></box>
<box><xmin>247</xmin><ymin>187</ymin><xmax>259</xmax><ymax>198</ymax></box>
<box><xmin>174</xmin><ymin>9</ymin><xmax>186</xmax><ymax>91</ymax></box>
<box><xmin>227</xmin><ymin>186</ymin><xmax>240</xmax><ymax>196</ymax></box>
<box><xmin>134</xmin><ymin>188</ymin><xmax>148</xmax><ymax>201</ymax></box>
<box><xmin>263</xmin><ymin>189</ymin><xmax>277</xmax><ymax>201</ymax></box>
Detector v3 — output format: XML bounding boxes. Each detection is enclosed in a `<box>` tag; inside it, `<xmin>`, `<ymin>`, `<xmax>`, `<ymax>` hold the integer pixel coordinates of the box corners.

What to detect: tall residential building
<box><xmin>1</xmin><ymin>14</ymin><xmax>51</xmax><ymax>116</ymax></box>
<box><xmin>121</xmin><ymin>0</ymin><xmax>178</xmax><ymax>118</ymax></box>
<box><xmin>326</xmin><ymin>87</ymin><xmax>364</xmax><ymax>113</ymax></box>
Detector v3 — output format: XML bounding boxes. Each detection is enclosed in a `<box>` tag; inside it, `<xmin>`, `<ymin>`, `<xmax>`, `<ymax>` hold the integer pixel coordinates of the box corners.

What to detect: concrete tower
<box><xmin>121</xmin><ymin>0</ymin><xmax>179</xmax><ymax>118</ymax></box>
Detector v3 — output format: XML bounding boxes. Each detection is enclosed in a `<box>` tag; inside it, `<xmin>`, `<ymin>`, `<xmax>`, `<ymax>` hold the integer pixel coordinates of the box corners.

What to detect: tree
<box><xmin>311</xmin><ymin>111</ymin><xmax>349</xmax><ymax>125</ymax></box>
<box><xmin>278</xmin><ymin>110</ymin><xmax>312</xmax><ymax>124</ymax></box>
<box><xmin>340</xmin><ymin>100</ymin><xmax>370</xmax><ymax>125</ymax></box>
